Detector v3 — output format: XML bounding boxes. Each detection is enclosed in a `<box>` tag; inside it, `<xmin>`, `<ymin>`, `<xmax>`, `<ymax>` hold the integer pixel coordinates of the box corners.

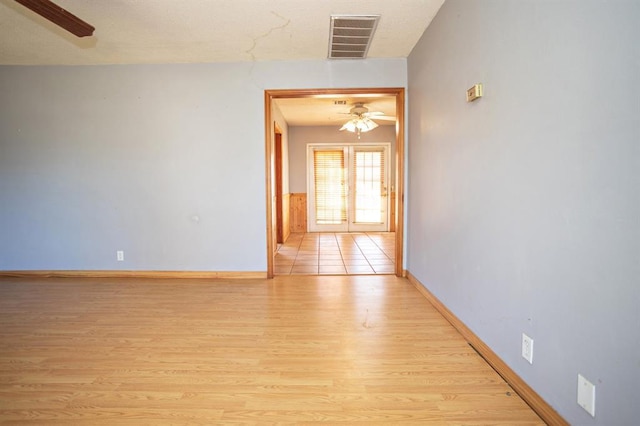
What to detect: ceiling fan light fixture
<box><xmin>340</xmin><ymin>119</ymin><xmax>358</xmax><ymax>133</ymax></box>
<box><xmin>340</xmin><ymin>117</ymin><xmax>378</xmax><ymax>139</ymax></box>
<box><xmin>359</xmin><ymin>117</ymin><xmax>379</xmax><ymax>132</ymax></box>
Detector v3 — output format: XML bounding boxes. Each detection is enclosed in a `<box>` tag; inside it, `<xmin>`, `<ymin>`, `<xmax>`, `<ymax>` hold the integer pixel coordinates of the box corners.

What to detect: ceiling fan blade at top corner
<box><xmin>14</xmin><ymin>0</ymin><xmax>95</xmax><ymax>37</ymax></box>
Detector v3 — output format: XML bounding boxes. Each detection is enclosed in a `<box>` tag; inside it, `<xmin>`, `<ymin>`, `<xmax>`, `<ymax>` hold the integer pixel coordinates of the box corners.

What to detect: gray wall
<box><xmin>287</xmin><ymin>125</ymin><xmax>396</xmax><ymax>194</ymax></box>
<box><xmin>407</xmin><ymin>1</ymin><xmax>639</xmax><ymax>424</ymax></box>
<box><xmin>0</xmin><ymin>59</ymin><xmax>407</xmax><ymax>270</ymax></box>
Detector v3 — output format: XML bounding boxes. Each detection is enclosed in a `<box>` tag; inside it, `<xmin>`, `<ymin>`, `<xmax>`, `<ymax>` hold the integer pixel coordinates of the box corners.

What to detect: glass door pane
<box><xmin>349</xmin><ymin>146</ymin><xmax>388</xmax><ymax>232</ymax></box>
<box><xmin>307</xmin><ymin>144</ymin><xmax>389</xmax><ymax>233</ymax></box>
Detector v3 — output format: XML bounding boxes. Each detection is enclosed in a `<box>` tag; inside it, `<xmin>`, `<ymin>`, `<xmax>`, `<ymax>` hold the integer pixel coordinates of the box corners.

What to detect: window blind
<box><xmin>313</xmin><ymin>149</ymin><xmax>347</xmax><ymax>224</ymax></box>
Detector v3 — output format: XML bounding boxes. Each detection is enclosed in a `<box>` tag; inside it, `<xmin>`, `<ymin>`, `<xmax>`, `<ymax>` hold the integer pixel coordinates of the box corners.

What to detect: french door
<box><xmin>307</xmin><ymin>143</ymin><xmax>389</xmax><ymax>232</ymax></box>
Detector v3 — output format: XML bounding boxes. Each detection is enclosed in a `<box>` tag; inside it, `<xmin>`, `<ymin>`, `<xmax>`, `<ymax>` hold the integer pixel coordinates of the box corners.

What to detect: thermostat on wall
<box><xmin>466</xmin><ymin>83</ymin><xmax>483</xmax><ymax>102</ymax></box>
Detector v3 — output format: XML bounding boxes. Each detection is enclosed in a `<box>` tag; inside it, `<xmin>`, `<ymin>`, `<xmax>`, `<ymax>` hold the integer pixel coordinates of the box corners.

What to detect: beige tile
<box><xmin>274</xmin><ymin>265</ymin><xmax>293</xmax><ymax>275</ymax></box>
<box><xmin>275</xmin><ymin>253</ymin><xmax>296</xmax><ymax>260</ymax></box>
<box><xmin>319</xmin><ymin>265</ymin><xmax>347</xmax><ymax>274</ymax></box>
<box><xmin>297</xmin><ymin>250</ymin><xmax>319</xmax><ymax>255</ymax></box>
<box><xmin>365</xmin><ymin>255</ymin><xmax>391</xmax><ymax>261</ymax></box>
<box><xmin>296</xmin><ymin>253</ymin><xmax>319</xmax><ymax>259</ymax></box>
<box><xmin>373</xmin><ymin>265</ymin><xmax>396</xmax><ymax>273</ymax></box>
<box><xmin>338</xmin><ymin>243</ymin><xmax>360</xmax><ymax>248</ymax></box>
<box><xmin>291</xmin><ymin>265</ymin><xmax>318</xmax><ymax>274</ymax></box>
<box><xmin>342</xmin><ymin>255</ymin><xmax>366</xmax><ymax>260</ymax></box>
<box><xmin>293</xmin><ymin>259</ymin><xmax>319</xmax><ymax>266</ymax></box>
<box><xmin>343</xmin><ymin>259</ymin><xmax>371</xmax><ymax>266</ymax></box>
<box><xmin>368</xmin><ymin>259</ymin><xmax>394</xmax><ymax>266</ymax></box>
<box><xmin>319</xmin><ymin>254</ymin><xmax>343</xmax><ymax>260</ymax></box>
<box><xmin>277</xmin><ymin>253</ymin><xmax>298</xmax><ymax>259</ymax></box>
<box><xmin>318</xmin><ymin>259</ymin><xmax>345</xmax><ymax>266</ymax></box>
<box><xmin>362</xmin><ymin>247</ymin><xmax>386</xmax><ymax>252</ymax></box>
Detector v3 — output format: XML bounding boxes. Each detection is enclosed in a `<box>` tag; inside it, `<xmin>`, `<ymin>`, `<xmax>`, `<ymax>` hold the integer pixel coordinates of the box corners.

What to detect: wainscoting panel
<box><xmin>289</xmin><ymin>193</ymin><xmax>307</xmax><ymax>233</ymax></box>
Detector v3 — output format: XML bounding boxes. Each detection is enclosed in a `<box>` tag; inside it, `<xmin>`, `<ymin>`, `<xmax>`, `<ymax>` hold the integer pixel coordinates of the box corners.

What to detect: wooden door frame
<box><xmin>274</xmin><ymin>125</ymin><xmax>284</xmax><ymax>245</ymax></box>
<box><xmin>264</xmin><ymin>88</ymin><xmax>405</xmax><ymax>278</ymax></box>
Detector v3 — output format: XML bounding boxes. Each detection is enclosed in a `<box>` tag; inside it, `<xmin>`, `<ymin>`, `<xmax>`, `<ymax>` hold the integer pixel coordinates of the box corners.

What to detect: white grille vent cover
<box><xmin>328</xmin><ymin>15</ymin><xmax>380</xmax><ymax>59</ymax></box>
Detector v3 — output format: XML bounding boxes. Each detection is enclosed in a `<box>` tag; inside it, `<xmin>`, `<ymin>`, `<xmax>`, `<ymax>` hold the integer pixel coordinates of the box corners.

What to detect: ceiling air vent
<box><xmin>328</xmin><ymin>15</ymin><xmax>380</xmax><ymax>59</ymax></box>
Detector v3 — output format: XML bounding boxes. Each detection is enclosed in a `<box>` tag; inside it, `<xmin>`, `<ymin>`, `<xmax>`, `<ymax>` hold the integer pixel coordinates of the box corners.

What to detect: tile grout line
<box><xmin>366</xmin><ymin>231</ymin><xmax>395</xmax><ymax>262</ymax></box>
<box><xmin>346</xmin><ymin>233</ymin><xmax>375</xmax><ymax>275</ymax></box>
<box><xmin>367</xmin><ymin>232</ymin><xmax>394</xmax><ymax>274</ymax></box>
<box><xmin>352</xmin><ymin>233</ymin><xmax>377</xmax><ymax>273</ymax></box>
<box><xmin>283</xmin><ymin>234</ymin><xmax>303</xmax><ymax>275</ymax></box>
<box><xmin>319</xmin><ymin>233</ymin><xmax>344</xmax><ymax>275</ymax></box>
<box><xmin>336</xmin><ymin>233</ymin><xmax>348</xmax><ymax>273</ymax></box>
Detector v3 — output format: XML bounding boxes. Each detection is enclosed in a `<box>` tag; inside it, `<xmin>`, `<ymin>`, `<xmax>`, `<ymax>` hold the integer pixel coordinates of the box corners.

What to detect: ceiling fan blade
<box><xmin>14</xmin><ymin>0</ymin><xmax>95</xmax><ymax>37</ymax></box>
<box><xmin>364</xmin><ymin>111</ymin><xmax>396</xmax><ymax>119</ymax></box>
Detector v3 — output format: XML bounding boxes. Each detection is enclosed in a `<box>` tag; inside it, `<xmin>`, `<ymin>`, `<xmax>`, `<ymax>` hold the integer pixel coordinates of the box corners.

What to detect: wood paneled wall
<box><xmin>289</xmin><ymin>193</ymin><xmax>307</xmax><ymax>233</ymax></box>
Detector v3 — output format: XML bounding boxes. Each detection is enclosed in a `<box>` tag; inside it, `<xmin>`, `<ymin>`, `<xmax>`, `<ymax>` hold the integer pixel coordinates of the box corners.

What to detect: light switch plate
<box><xmin>466</xmin><ymin>83</ymin><xmax>483</xmax><ymax>102</ymax></box>
<box><xmin>577</xmin><ymin>374</ymin><xmax>596</xmax><ymax>417</ymax></box>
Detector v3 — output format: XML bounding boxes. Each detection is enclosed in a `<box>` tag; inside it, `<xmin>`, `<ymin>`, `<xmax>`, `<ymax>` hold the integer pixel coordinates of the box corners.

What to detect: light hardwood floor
<box><xmin>0</xmin><ymin>275</ymin><xmax>544</xmax><ymax>425</ymax></box>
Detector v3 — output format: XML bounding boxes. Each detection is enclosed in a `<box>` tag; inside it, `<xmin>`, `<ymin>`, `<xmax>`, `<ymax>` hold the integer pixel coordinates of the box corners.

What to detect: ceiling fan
<box><xmin>339</xmin><ymin>102</ymin><xmax>395</xmax><ymax>138</ymax></box>
<box><xmin>14</xmin><ymin>0</ymin><xmax>95</xmax><ymax>37</ymax></box>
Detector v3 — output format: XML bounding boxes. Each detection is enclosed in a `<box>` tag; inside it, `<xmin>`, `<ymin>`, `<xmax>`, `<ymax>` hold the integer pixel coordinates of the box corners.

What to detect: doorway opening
<box><xmin>264</xmin><ymin>88</ymin><xmax>405</xmax><ymax>278</ymax></box>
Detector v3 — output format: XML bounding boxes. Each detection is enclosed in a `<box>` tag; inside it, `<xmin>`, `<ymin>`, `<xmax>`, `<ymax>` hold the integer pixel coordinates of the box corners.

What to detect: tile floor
<box><xmin>275</xmin><ymin>232</ymin><xmax>396</xmax><ymax>275</ymax></box>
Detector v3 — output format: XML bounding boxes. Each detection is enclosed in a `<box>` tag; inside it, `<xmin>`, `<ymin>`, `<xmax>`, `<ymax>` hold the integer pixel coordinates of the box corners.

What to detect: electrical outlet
<box><xmin>116</xmin><ymin>250</ymin><xmax>124</xmax><ymax>261</ymax></box>
<box><xmin>521</xmin><ymin>333</ymin><xmax>533</xmax><ymax>364</ymax></box>
<box><xmin>577</xmin><ymin>374</ymin><xmax>596</xmax><ymax>417</ymax></box>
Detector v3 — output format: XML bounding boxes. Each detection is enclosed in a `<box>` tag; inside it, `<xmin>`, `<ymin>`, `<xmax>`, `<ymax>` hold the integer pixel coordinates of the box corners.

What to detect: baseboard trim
<box><xmin>406</xmin><ymin>271</ymin><xmax>568</xmax><ymax>426</ymax></box>
<box><xmin>0</xmin><ymin>270</ymin><xmax>268</xmax><ymax>279</ymax></box>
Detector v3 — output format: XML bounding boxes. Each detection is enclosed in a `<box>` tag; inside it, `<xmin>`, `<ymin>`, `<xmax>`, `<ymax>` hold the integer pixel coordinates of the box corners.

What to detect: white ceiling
<box><xmin>275</xmin><ymin>95</ymin><xmax>396</xmax><ymax>127</ymax></box>
<box><xmin>0</xmin><ymin>0</ymin><xmax>444</xmax><ymax>127</ymax></box>
<box><xmin>0</xmin><ymin>0</ymin><xmax>444</xmax><ymax>65</ymax></box>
